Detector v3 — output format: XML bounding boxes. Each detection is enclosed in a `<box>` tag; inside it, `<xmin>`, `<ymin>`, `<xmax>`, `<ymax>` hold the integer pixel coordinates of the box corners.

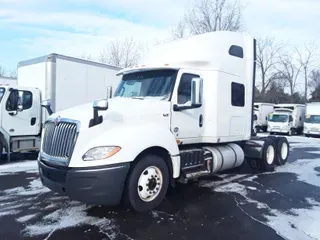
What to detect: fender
<box><xmin>69</xmin><ymin>123</ymin><xmax>181</xmax><ymax>177</ymax></box>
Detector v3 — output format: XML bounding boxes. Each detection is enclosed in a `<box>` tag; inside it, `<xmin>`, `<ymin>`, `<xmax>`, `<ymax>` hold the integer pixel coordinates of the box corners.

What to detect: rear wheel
<box><xmin>274</xmin><ymin>137</ymin><xmax>289</xmax><ymax>166</ymax></box>
<box><xmin>124</xmin><ymin>154</ymin><xmax>169</xmax><ymax>212</ymax></box>
<box><xmin>0</xmin><ymin>143</ymin><xmax>3</xmax><ymax>161</ymax></box>
<box><xmin>248</xmin><ymin>138</ymin><xmax>276</xmax><ymax>172</ymax></box>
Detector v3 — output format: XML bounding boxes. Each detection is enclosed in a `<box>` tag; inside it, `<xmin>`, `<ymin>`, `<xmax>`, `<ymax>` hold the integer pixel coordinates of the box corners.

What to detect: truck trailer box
<box><xmin>253</xmin><ymin>102</ymin><xmax>274</xmax><ymax>133</ymax></box>
<box><xmin>304</xmin><ymin>102</ymin><xmax>320</xmax><ymax>137</ymax></box>
<box><xmin>0</xmin><ymin>54</ymin><xmax>122</xmax><ymax>160</ymax></box>
<box><xmin>17</xmin><ymin>53</ymin><xmax>122</xmax><ymax>122</ymax></box>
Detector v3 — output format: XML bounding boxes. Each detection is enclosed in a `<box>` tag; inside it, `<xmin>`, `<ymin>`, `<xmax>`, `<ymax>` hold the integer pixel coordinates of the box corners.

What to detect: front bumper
<box><xmin>38</xmin><ymin>160</ymin><xmax>130</xmax><ymax>206</ymax></box>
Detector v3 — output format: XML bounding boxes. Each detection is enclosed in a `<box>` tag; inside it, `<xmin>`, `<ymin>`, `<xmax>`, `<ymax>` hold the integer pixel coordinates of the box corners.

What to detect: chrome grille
<box><xmin>42</xmin><ymin>120</ymin><xmax>79</xmax><ymax>160</ymax></box>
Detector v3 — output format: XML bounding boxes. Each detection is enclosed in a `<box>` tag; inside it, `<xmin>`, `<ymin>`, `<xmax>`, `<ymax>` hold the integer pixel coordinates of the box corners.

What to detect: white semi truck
<box><xmin>304</xmin><ymin>102</ymin><xmax>320</xmax><ymax>137</ymax></box>
<box><xmin>253</xmin><ymin>102</ymin><xmax>274</xmax><ymax>133</ymax></box>
<box><xmin>38</xmin><ymin>31</ymin><xmax>290</xmax><ymax>212</ymax></box>
<box><xmin>268</xmin><ymin>103</ymin><xmax>306</xmax><ymax>135</ymax></box>
<box><xmin>0</xmin><ymin>53</ymin><xmax>121</xmax><ymax>160</ymax></box>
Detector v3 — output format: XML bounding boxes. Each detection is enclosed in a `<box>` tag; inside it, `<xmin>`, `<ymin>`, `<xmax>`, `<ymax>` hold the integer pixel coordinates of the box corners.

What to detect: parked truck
<box><xmin>0</xmin><ymin>76</ymin><xmax>17</xmax><ymax>86</ymax></box>
<box><xmin>268</xmin><ymin>103</ymin><xmax>306</xmax><ymax>135</ymax></box>
<box><xmin>38</xmin><ymin>31</ymin><xmax>290</xmax><ymax>212</ymax></box>
<box><xmin>253</xmin><ymin>102</ymin><xmax>274</xmax><ymax>133</ymax></box>
<box><xmin>304</xmin><ymin>102</ymin><xmax>320</xmax><ymax>137</ymax></box>
<box><xmin>0</xmin><ymin>53</ymin><xmax>122</xmax><ymax>160</ymax></box>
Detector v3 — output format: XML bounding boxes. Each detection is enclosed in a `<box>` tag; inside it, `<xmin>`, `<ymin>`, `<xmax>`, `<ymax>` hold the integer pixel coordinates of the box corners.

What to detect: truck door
<box><xmin>2</xmin><ymin>88</ymin><xmax>41</xmax><ymax>136</ymax></box>
<box><xmin>170</xmin><ymin>70</ymin><xmax>204</xmax><ymax>142</ymax></box>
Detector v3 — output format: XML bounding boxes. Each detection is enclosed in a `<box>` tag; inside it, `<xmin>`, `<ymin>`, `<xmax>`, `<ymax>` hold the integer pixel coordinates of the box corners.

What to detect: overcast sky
<box><xmin>0</xmin><ymin>0</ymin><xmax>319</xmax><ymax>77</ymax></box>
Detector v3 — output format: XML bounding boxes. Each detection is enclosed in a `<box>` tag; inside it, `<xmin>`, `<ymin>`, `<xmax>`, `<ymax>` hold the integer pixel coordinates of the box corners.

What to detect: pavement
<box><xmin>0</xmin><ymin>134</ymin><xmax>320</xmax><ymax>240</ymax></box>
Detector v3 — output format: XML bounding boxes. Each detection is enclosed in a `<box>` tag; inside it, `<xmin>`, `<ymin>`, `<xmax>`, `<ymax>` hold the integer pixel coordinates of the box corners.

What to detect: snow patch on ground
<box><xmin>16</xmin><ymin>214</ymin><xmax>38</xmax><ymax>223</ymax></box>
<box><xmin>265</xmin><ymin>158</ymin><xmax>320</xmax><ymax>188</ymax></box>
<box><xmin>0</xmin><ymin>161</ymin><xmax>38</xmax><ymax>175</ymax></box>
<box><xmin>265</xmin><ymin>206</ymin><xmax>320</xmax><ymax>240</ymax></box>
<box><xmin>23</xmin><ymin>203</ymin><xmax>118</xmax><ymax>240</ymax></box>
<box><xmin>4</xmin><ymin>178</ymin><xmax>50</xmax><ymax>196</ymax></box>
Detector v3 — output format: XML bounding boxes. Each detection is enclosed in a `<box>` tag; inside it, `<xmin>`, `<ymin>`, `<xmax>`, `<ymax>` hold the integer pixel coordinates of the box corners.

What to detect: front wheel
<box><xmin>124</xmin><ymin>154</ymin><xmax>169</xmax><ymax>212</ymax></box>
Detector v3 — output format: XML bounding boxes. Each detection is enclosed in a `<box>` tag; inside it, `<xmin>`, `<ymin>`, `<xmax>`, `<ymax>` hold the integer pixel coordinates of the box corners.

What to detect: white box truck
<box><xmin>38</xmin><ymin>31</ymin><xmax>290</xmax><ymax>212</ymax></box>
<box><xmin>253</xmin><ymin>102</ymin><xmax>274</xmax><ymax>133</ymax></box>
<box><xmin>304</xmin><ymin>102</ymin><xmax>320</xmax><ymax>137</ymax></box>
<box><xmin>267</xmin><ymin>103</ymin><xmax>306</xmax><ymax>135</ymax></box>
<box><xmin>0</xmin><ymin>53</ymin><xmax>122</xmax><ymax>161</ymax></box>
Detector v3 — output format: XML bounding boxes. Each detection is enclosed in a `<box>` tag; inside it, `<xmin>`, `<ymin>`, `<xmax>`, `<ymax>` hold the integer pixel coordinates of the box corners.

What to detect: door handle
<box><xmin>199</xmin><ymin>114</ymin><xmax>203</xmax><ymax>127</ymax></box>
<box><xmin>30</xmin><ymin>117</ymin><xmax>36</xmax><ymax>126</ymax></box>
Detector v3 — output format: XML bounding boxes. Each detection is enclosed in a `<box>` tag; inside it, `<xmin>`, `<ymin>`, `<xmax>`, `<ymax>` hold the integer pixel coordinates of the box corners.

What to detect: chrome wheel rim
<box><xmin>137</xmin><ymin>166</ymin><xmax>163</xmax><ymax>202</ymax></box>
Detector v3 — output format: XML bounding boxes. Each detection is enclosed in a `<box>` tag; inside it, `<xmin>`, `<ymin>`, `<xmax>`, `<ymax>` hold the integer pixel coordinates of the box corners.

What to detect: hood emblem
<box><xmin>55</xmin><ymin>115</ymin><xmax>61</xmax><ymax>126</ymax></box>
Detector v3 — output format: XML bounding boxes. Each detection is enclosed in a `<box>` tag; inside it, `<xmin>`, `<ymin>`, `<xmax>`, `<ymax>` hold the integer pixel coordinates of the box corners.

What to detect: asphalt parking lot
<box><xmin>0</xmin><ymin>135</ymin><xmax>319</xmax><ymax>240</ymax></box>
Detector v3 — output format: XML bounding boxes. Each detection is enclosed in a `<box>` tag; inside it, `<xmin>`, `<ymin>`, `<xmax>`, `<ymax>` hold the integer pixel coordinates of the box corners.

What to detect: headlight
<box><xmin>82</xmin><ymin>146</ymin><xmax>121</xmax><ymax>161</ymax></box>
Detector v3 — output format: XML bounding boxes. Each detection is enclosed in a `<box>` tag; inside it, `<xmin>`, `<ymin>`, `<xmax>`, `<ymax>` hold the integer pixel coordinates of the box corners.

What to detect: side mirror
<box><xmin>89</xmin><ymin>99</ymin><xmax>108</xmax><ymax>128</ymax></box>
<box><xmin>191</xmin><ymin>78</ymin><xmax>203</xmax><ymax>106</ymax></box>
<box><xmin>41</xmin><ymin>99</ymin><xmax>51</xmax><ymax>108</ymax></box>
<box><xmin>41</xmin><ymin>99</ymin><xmax>53</xmax><ymax>115</ymax></box>
<box><xmin>93</xmin><ymin>99</ymin><xmax>108</xmax><ymax>111</ymax></box>
<box><xmin>107</xmin><ymin>86</ymin><xmax>113</xmax><ymax>99</ymax></box>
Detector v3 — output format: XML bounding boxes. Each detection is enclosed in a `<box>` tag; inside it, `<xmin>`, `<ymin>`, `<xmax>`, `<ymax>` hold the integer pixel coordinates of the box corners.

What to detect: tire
<box><xmin>249</xmin><ymin>138</ymin><xmax>276</xmax><ymax>172</ymax></box>
<box><xmin>124</xmin><ymin>154</ymin><xmax>169</xmax><ymax>212</ymax></box>
<box><xmin>0</xmin><ymin>143</ymin><xmax>4</xmax><ymax>161</ymax></box>
<box><xmin>274</xmin><ymin>137</ymin><xmax>290</xmax><ymax>166</ymax></box>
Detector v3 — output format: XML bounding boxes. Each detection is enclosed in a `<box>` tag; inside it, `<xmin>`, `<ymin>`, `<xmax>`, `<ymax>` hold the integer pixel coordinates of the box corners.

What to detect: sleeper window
<box><xmin>231</xmin><ymin>82</ymin><xmax>245</xmax><ymax>107</ymax></box>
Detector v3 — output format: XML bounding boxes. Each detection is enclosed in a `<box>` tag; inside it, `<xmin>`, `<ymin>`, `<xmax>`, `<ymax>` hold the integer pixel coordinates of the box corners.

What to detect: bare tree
<box><xmin>256</xmin><ymin>36</ymin><xmax>283</xmax><ymax>94</ymax></box>
<box><xmin>186</xmin><ymin>0</ymin><xmax>243</xmax><ymax>35</ymax></box>
<box><xmin>80</xmin><ymin>53</ymin><xmax>94</xmax><ymax>61</ymax></box>
<box><xmin>170</xmin><ymin>0</ymin><xmax>244</xmax><ymax>39</ymax></box>
<box><xmin>276</xmin><ymin>54</ymin><xmax>302</xmax><ymax>96</ymax></box>
<box><xmin>295</xmin><ymin>42</ymin><xmax>318</xmax><ymax>101</ymax></box>
<box><xmin>169</xmin><ymin>21</ymin><xmax>187</xmax><ymax>40</ymax></box>
<box><xmin>99</xmin><ymin>37</ymin><xmax>142</xmax><ymax>68</ymax></box>
<box><xmin>10</xmin><ymin>68</ymin><xmax>17</xmax><ymax>78</ymax></box>
<box><xmin>308</xmin><ymin>69</ymin><xmax>320</xmax><ymax>91</ymax></box>
<box><xmin>0</xmin><ymin>65</ymin><xmax>6</xmax><ymax>77</ymax></box>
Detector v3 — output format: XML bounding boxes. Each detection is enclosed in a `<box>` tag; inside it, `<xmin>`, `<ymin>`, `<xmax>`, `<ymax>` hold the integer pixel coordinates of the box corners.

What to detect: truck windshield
<box><xmin>114</xmin><ymin>69</ymin><xmax>178</xmax><ymax>100</ymax></box>
<box><xmin>268</xmin><ymin>114</ymin><xmax>288</xmax><ymax>122</ymax></box>
<box><xmin>0</xmin><ymin>88</ymin><xmax>5</xmax><ymax>102</ymax></box>
<box><xmin>305</xmin><ymin>115</ymin><xmax>320</xmax><ymax>124</ymax></box>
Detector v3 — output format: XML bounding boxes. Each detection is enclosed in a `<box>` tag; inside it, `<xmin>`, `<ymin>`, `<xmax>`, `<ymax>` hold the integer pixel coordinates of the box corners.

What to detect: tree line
<box><xmin>87</xmin><ymin>0</ymin><xmax>319</xmax><ymax>103</ymax></box>
<box><xmin>3</xmin><ymin>0</ymin><xmax>319</xmax><ymax>103</ymax></box>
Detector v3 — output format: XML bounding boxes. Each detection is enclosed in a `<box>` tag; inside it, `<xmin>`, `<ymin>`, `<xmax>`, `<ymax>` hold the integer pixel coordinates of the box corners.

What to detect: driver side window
<box><xmin>6</xmin><ymin>90</ymin><xmax>33</xmax><ymax>111</ymax></box>
<box><xmin>177</xmin><ymin>73</ymin><xmax>199</xmax><ymax>104</ymax></box>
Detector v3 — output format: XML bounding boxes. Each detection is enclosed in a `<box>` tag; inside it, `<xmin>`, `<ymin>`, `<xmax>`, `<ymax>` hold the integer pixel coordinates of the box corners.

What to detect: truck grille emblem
<box><xmin>55</xmin><ymin>115</ymin><xmax>61</xmax><ymax>126</ymax></box>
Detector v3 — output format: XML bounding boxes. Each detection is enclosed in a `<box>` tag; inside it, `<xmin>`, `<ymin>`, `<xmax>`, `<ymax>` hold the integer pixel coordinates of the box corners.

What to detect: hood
<box><xmin>48</xmin><ymin>97</ymin><xmax>171</xmax><ymax>130</ymax></box>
